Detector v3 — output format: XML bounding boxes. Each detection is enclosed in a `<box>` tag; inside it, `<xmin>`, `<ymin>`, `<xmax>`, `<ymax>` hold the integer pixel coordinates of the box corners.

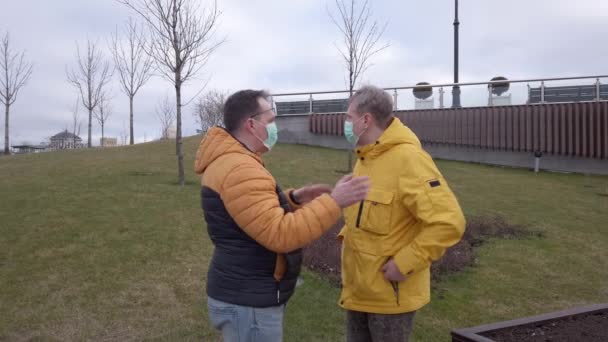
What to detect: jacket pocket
<box><xmin>348</xmin><ymin>248</ymin><xmax>395</xmax><ymax>304</ymax></box>
<box><xmin>421</xmin><ymin>177</ymin><xmax>455</xmax><ymax>214</ymax></box>
<box><xmin>358</xmin><ymin>189</ymin><xmax>394</xmax><ymax>235</ymax></box>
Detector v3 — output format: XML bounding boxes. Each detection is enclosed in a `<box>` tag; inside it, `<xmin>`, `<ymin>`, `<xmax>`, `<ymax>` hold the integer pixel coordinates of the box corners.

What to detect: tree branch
<box><xmin>329</xmin><ymin>0</ymin><xmax>389</xmax><ymax>91</ymax></box>
<box><xmin>0</xmin><ymin>31</ymin><xmax>33</xmax><ymax>107</ymax></box>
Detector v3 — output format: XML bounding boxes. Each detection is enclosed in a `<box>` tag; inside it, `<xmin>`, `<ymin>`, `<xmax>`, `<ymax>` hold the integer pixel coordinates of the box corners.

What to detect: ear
<box><xmin>245</xmin><ymin>118</ymin><xmax>256</xmax><ymax>132</ymax></box>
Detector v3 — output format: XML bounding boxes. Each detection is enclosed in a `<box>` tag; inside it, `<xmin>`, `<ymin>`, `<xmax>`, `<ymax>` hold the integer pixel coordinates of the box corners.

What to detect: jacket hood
<box><xmin>194</xmin><ymin>127</ymin><xmax>262</xmax><ymax>174</ymax></box>
<box><xmin>356</xmin><ymin>117</ymin><xmax>421</xmax><ymax>159</ymax></box>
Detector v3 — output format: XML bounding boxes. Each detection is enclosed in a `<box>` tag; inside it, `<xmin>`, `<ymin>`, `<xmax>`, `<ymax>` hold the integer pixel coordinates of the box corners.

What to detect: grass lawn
<box><xmin>1</xmin><ymin>136</ymin><xmax>607</xmax><ymax>341</ymax></box>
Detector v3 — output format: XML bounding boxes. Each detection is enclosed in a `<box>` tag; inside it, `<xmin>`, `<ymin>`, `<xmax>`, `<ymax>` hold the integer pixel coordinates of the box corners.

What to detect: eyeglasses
<box><xmin>251</xmin><ymin>107</ymin><xmax>276</xmax><ymax>118</ymax></box>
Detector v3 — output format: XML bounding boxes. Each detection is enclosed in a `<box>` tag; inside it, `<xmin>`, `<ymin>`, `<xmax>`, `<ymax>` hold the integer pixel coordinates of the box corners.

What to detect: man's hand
<box><xmin>293</xmin><ymin>184</ymin><xmax>333</xmax><ymax>204</ymax></box>
<box><xmin>330</xmin><ymin>175</ymin><xmax>370</xmax><ymax>208</ymax></box>
<box><xmin>381</xmin><ymin>258</ymin><xmax>406</xmax><ymax>282</ymax></box>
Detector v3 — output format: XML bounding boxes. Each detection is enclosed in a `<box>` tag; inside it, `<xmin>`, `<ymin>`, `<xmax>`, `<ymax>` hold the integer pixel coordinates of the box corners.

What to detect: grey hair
<box><xmin>349</xmin><ymin>85</ymin><xmax>394</xmax><ymax>124</ymax></box>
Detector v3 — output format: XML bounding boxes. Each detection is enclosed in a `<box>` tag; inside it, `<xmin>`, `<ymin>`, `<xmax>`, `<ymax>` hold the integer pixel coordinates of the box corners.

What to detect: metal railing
<box><xmin>270</xmin><ymin>75</ymin><xmax>608</xmax><ymax>113</ymax></box>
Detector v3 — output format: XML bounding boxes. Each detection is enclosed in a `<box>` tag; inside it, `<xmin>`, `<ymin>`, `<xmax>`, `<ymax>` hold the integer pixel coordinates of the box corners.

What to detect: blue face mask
<box><xmin>344</xmin><ymin>116</ymin><xmax>366</xmax><ymax>145</ymax></box>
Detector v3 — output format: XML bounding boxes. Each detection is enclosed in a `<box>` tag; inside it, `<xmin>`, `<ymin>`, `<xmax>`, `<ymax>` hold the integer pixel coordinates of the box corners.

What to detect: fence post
<box><xmin>488</xmin><ymin>85</ymin><xmax>494</xmax><ymax>106</ymax></box>
<box><xmin>596</xmin><ymin>78</ymin><xmax>601</xmax><ymax>102</ymax></box>
<box><xmin>309</xmin><ymin>94</ymin><xmax>313</xmax><ymax>114</ymax></box>
<box><xmin>439</xmin><ymin>87</ymin><xmax>444</xmax><ymax>109</ymax></box>
<box><xmin>540</xmin><ymin>81</ymin><xmax>545</xmax><ymax>104</ymax></box>
<box><xmin>393</xmin><ymin>89</ymin><xmax>398</xmax><ymax>110</ymax></box>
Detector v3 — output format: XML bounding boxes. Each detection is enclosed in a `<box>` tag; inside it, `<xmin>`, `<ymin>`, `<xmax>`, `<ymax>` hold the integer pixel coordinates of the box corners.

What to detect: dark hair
<box><xmin>223</xmin><ymin>89</ymin><xmax>269</xmax><ymax>132</ymax></box>
<box><xmin>349</xmin><ymin>85</ymin><xmax>394</xmax><ymax>124</ymax></box>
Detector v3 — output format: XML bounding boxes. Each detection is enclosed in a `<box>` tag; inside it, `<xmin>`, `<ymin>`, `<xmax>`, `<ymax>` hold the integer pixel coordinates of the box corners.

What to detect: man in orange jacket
<box><xmin>338</xmin><ymin>86</ymin><xmax>466</xmax><ymax>342</ymax></box>
<box><xmin>195</xmin><ymin>89</ymin><xmax>370</xmax><ymax>342</ymax></box>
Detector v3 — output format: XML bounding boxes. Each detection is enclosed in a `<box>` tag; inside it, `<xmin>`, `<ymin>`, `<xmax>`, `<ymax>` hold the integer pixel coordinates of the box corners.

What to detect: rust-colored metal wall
<box><xmin>309</xmin><ymin>102</ymin><xmax>608</xmax><ymax>159</ymax></box>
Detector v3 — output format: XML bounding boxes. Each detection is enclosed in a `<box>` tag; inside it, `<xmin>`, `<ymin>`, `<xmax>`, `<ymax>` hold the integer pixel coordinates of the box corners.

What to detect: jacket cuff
<box><xmin>284</xmin><ymin>189</ymin><xmax>303</xmax><ymax>210</ymax></box>
<box><xmin>393</xmin><ymin>245</ymin><xmax>429</xmax><ymax>277</ymax></box>
<box><xmin>289</xmin><ymin>189</ymin><xmax>302</xmax><ymax>205</ymax></box>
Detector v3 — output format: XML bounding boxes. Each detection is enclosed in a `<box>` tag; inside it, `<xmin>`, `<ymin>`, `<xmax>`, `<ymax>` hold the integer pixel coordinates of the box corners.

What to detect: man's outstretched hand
<box><xmin>293</xmin><ymin>184</ymin><xmax>333</xmax><ymax>204</ymax></box>
<box><xmin>331</xmin><ymin>175</ymin><xmax>370</xmax><ymax>208</ymax></box>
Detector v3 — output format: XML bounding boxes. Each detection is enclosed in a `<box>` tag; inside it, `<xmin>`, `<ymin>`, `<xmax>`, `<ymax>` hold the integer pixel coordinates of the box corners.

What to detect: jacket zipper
<box><xmin>355</xmin><ymin>201</ymin><xmax>364</xmax><ymax>228</ymax></box>
<box><xmin>391</xmin><ymin>281</ymin><xmax>400</xmax><ymax>306</ymax></box>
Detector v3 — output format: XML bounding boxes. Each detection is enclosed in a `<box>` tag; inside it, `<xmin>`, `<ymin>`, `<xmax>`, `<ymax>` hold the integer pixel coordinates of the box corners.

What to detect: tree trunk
<box><xmin>129</xmin><ymin>96</ymin><xmax>134</xmax><ymax>145</ymax></box>
<box><xmin>88</xmin><ymin>107</ymin><xmax>93</xmax><ymax>148</ymax></box>
<box><xmin>175</xmin><ymin>80</ymin><xmax>185</xmax><ymax>186</ymax></box>
<box><xmin>4</xmin><ymin>103</ymin><xmax>9</xmax><ymax>155</ymax></box>
<box><xmin>347</xmin><ymin>84</ymin><xmax>354</xmax><ymax>171</ymax></box>
<box><xmin>101</xmin><ymin>123</ymin><xmax>105</xmax><ymax>147</ymax></box>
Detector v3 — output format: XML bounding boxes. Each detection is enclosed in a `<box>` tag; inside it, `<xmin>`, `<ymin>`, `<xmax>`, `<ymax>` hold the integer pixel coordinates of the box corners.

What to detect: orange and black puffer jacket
<box><xmin>194</xmin><ymin>128</ymin><xmax>341</xmax><ymax>307</ymax></box>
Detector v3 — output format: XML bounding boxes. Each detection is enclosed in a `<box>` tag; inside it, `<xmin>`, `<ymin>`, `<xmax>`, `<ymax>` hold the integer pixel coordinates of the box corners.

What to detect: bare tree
<box><xmin>71</xmin><ymin>98</ymin><xmax>82</xmax><ymax>148</ymax></box>
<box><xmin>118</xmin><ymin>0</ymin><xmax>224</xmax><ymax>186</ymax></box>
<box><xmin>94</xmin><ymin>92</ymin><xmax>112</xmax><ymax>147</ymax></box>
<box><xmin>193</xmin><ymin>89</ymin><xmax>226</xmax><ymax>132</ymax></box>
<box><xmin>66</xmin><ymin>40</ymin><xmax>113</xmax><ymax>148</ymax></box>
<box><xmin>1</xmin><ymin>32</ymin><xmax>33</xmax><ymax>155</ymax></box>
<box><xmin>111</xmin><ymin>17</ymin><xmax>154</xmax><ymax>145</ymax></box>
<box><xmin>329</xmin><ymin>0</ymin><xmax>388</xmax><ymax>170</ymax></box>
<box><xmin>120</xmin><ymin>120</ymin><xmax>129</xmax><ymax>145</ymax></box>
<box><xmin>156</xmin><ymin>95</ymin><xmax>175</xmax><ymax>140</ymax></box>
<box><xmin>330</xmin><ymin>0</ymin><xmax>388</xmax><ymax>95</ymax></box>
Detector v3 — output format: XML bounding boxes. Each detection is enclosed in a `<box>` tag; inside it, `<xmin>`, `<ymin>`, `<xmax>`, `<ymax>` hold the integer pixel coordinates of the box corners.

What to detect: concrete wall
<box><xmin>277</xmin><ymin>114</ymin><xmax>608</xmax><ymax>175</ymax></box>
<box><xmin>424</xmin><ymin>144</ymin><xmax>608</xmax><ymax>175</ymax></box>
<box><xmin>276</xmin><ymin>114</ymin><xmax>351</xmax><ymax>150</ymax></box>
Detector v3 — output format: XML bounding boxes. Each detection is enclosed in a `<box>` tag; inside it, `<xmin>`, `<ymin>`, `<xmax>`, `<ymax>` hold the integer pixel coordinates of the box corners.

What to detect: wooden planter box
<box><xmin>451</xmin><ymin>303</ymin><xmax>608</xmax><ymax>342</ymax></box>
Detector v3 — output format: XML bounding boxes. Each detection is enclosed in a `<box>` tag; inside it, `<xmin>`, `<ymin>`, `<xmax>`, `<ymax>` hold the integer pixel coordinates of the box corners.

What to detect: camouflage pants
<box><xmin>346</xmin><ymin>310</ymin><xmax>416</xmax><ymax>342</ymax></box>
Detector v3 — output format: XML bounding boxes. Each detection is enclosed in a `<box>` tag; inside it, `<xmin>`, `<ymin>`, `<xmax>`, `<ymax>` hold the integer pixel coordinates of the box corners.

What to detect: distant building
<box><xmin>11</xmin><ymin>144</ymin><xmax>47</xmax><ymax>154</ymax></box>
<box><xmin>166</xmin><ymin>123</ymin><xmax>177</xmax><ymax>139</ymax></box>
<box><xmin>49</xmin><ymin>130</ymin><xmax>83</xmax><ymax>149</ymax></box>
<box><xmin>415</xmin><ymin>98</ymin><xmax>435</xmax><ymax>110</ymax></box>
<box><xmin>528</xmin><ymin>84</ymin><xmax>608</xmax><ymax>103</ymax></box>
<box><xmin>100</xmin><ymin>137</ymin><xmax>117</xmax><ymax>147</ymax></box>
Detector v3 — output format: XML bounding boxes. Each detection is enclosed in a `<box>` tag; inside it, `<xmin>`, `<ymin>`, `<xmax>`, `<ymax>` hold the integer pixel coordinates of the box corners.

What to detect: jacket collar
<box><xmin>355</xmin><ymin>117</ymin><xmax>404</xmax><ymax>160</ymax></box>
<box><xmin>195</xmin><ymin>127</ymin><xmax>263</xmax><ymax>174</ymax></box>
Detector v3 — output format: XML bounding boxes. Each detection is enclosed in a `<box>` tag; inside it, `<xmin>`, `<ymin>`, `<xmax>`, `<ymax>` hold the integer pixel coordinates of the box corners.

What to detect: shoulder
<box><xmin>391</xmin><ymin>143</ymin><xmax>428</xmax><ymax>165</ymax></box>
<box><xmin>205</xmin><ymin>153</ymin><xmax>274</xmax><ymax>192</ymax></box>
<box><xmin>393</xmin><ymin>144</ymin><xmax>441</xmax><ymax>180</ymax></box>
<box><xmin>219</xmin><ymin>154</ymin><xmax>274</xmax><ymax>190</ymax></box>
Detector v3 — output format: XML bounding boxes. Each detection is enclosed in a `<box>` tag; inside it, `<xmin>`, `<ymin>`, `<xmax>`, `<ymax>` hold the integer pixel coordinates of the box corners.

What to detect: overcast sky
<box><xmin>2</xmin><ymin>0</ymin><xmax>607</xmax><ymax>146</ymax></box>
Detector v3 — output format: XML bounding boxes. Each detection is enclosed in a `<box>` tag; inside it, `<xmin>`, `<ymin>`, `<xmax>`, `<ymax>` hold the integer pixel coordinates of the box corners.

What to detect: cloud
<box><xmin>1</xmin><ymin>0</ymin><xmax>607</xmax><ymax>146</ymax></box>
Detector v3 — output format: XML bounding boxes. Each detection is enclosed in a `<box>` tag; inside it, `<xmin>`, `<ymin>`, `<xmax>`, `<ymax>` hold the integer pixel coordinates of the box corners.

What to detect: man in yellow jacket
<box><xmin>339</xmin><ymin>85</ymin><xmax>466</xmax><ymax>342</ymax></box>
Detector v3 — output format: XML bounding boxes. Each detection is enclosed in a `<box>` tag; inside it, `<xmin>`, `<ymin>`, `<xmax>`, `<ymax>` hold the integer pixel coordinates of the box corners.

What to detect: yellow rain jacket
<box><xmin>339</xmin><ymin>117</ymin><xmax>465</xmax><ymax>314</ymax></box>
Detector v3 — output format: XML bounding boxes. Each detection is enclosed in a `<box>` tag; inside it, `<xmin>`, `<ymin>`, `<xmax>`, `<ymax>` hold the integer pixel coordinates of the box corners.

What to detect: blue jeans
<box><xmin>207</xmin><ymin>296</ymin><xmax>285</xmax><ymax>342</ymax></box>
